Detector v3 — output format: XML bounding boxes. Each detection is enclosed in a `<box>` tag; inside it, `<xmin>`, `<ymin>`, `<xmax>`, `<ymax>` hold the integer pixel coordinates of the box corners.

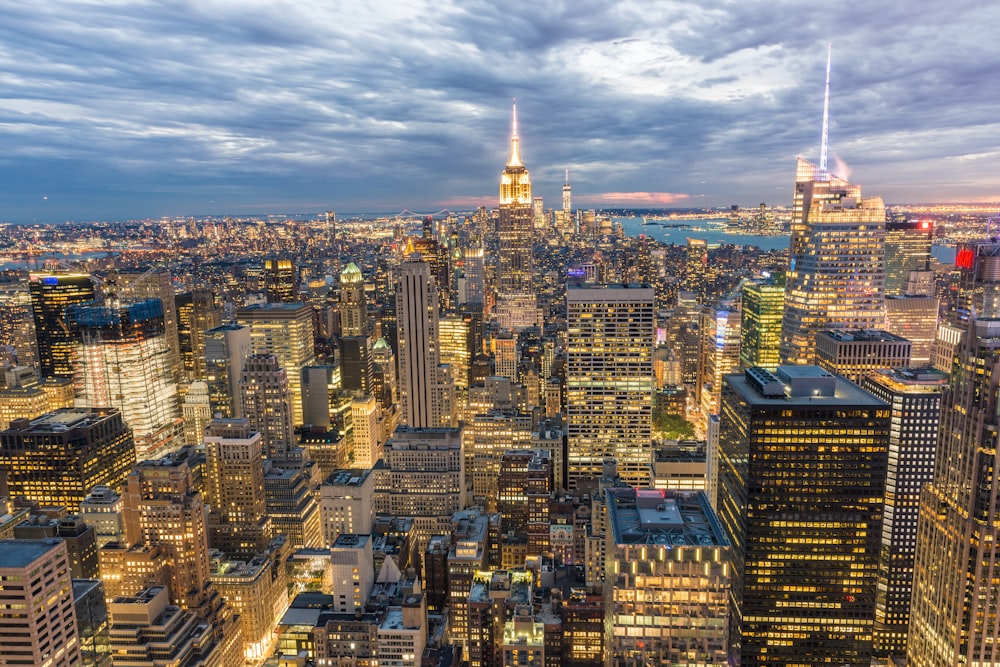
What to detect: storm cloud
<box><xmin>1</xmin><ymin>0</ymin><xmax>998</xmax><ymax>222</ymax></box>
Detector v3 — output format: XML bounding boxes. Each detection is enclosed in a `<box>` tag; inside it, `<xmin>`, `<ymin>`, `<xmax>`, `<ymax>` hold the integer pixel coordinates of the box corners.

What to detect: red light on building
<box><xmin>956</xmin><ymin>248</ymin><xmax>975</xmax><ymax>269</ymax></box>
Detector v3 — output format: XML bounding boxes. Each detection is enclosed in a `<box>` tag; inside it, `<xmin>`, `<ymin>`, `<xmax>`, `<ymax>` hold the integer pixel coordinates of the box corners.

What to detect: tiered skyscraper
<box><xmin>495</xmin><ymin>100</ymin><xmax>536</xmax><ymax>331</ymax></box>
<box><xmin>780</xmin><ymin>52</ymin><xmax>886</xmax><ymax>365</ymax></box>
<box><xmin>908</xmin><ymin>238</ymin><xmax>1000</xmax><ymax>666</ymax></box>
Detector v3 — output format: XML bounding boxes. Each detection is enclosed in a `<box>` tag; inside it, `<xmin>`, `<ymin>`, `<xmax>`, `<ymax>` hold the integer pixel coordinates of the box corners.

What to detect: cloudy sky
<box><xmin>1</xmin><ymin>0</ymin><xmax>999</xmax><ymax>223</ymax></box>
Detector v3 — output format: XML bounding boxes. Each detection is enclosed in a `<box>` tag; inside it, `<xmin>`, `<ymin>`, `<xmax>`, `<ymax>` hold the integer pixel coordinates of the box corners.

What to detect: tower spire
<box><xmin>507</xmin><ymin>97</ymin><xmax>522</xmax><ymax>167</ymax></box>
<box><xmin>819</xmin><ymin>44</ymin><xmax>832</xmax><ymax>174</ymax></box>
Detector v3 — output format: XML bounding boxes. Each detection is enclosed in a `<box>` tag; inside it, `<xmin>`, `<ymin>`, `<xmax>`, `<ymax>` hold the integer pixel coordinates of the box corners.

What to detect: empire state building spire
<box><xmin>507</xmin><ymin>97</ymin><xmax>522</xmax><ymax>167</ymax></box>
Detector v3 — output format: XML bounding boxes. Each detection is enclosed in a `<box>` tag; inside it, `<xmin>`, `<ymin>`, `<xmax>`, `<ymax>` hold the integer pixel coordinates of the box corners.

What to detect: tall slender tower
<box><xmin>396</xmin><ymin>252</ymin><xmax>454</xmax><ymax>428</ymax></box>
<box><xmin>562</xmin><ymin>168</ymin><xmax>571</xmax><ymax>214</ymax></box>
<box><xmin>339</xmin><ymin>262</ymin><xmax>368</xmax><ymax>338</ymax></box>
<box><xmin>908</xmin><ymin>239</ymin><xmax>1000</xmax><ymax>666</ymax></box>
<box><xmin>780</xmin><ymin>51</ymin><xmax>885</xmax><ymax>365</ymax></box>
<box><xmin>495</xmin><ymin>99</ymin><xmax>536</xmax><ymax>331</ymax></box>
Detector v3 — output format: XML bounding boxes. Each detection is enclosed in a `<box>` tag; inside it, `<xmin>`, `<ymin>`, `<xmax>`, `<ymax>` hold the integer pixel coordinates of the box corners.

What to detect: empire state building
<box><xmin>495</xmin><ymin>99</ymin><xmax>536</xmax><ymax>331</ymax></box>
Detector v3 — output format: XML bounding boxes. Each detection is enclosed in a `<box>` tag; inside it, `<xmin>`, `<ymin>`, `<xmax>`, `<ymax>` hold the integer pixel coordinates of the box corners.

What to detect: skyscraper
<box><xmin>0</xmin><ymin>407</ymin><xmax>135</xmax><ymax>513</ymax></box>
<box><xmin>111</xmin><ymin>269</ymin><xmax>183</xmax><ymax>384</ymax></box>
<box><xmin>69</xmin><ymin>299</ymin><xmax>184</xmax><ymax>461</ymax></box>
<box><xmin>204</xmin><ymin>418</ymin><xmax>272</xmax><ymax>557</ymax></box>
<box><xmin>339</xmin><ymin>262</ymin><xmax>368</xmax><ymax>337</ymax></box>
<box><xmin>604</xmin><ymin>489</ymin><xmax>730</xmax><ymax>666</ymax></box>
<box><xmin>884</xmin><ymin>218</ymin><xmax>933</xmax><ymax>296</ymax></box>
<box><xmin>861</xmin><ymin>367</ymin><xmax>947</xmax><ymax>659</ymax></box>
<box><xmin>120</xmin><ymin>448</ymin><xmax>214</xmax><ymax>613</ymax></box>
<box><xmin>780</xmin><ymin>160</ymin><xmax>886</xmax><ymax>365</ymax></box>
<box><xmin>396</xmin><ymin>252</ymin><xmax>454</xmax><ymax>429</ymax></box>
<box><xmin>264</xmin><ymin>258</ymin><xmax>297</xmax><ymax>304</ymax></box>
<box><xmin>0</xmin><ymin>539</ymin><xmax>82</xmax><ymax>667</ymax></box>
<box><xmin>495</xmin><ymin>100</ymin><xmax>536</xmax><ymax>331</ymax></box>
<box><xmin>780</xmin><ymin>53</ymin><xmax>886</xmax><ymax>364</ymax></box>
<box><xmin>739</xmin><ymin>273</ymin><xmax>785</xmax><ymax>371</ymax></box>
<box><xmin>175</xmin><ymin>288</ymin><xmax>221</xmax><ymax>381</ymax></box>
<box><xmin>908</xmin><ymin>241</ymin><xmax>1000</xmax><ymax>665</ymax></box>
<box><xmin>237</xmin><ymin>303</ymin><xmax>316</xmax><ymax>425</ymax></box>
<box><xmin>203</xmin><ymin>323</ymin><xmax>252</xmax><ymax>419</ymax></box>
<box><xmin>718</xmin><ymin>366</ymin><xmax>889</xmax><ymax>665</ymax></box>
<box><xmin>29</xmin><ymin>272</ymin><xmax>95</xmax><ymax>378</ymax></box>
<box><xmin>239</xmin><ymin>353</ymin><xmax>295</xmax><ymax>460</ymax></box>
<box><xmin>566</xmin><ymin>282</ymin><xmax>654</xmax><ymax>488</ymax></box>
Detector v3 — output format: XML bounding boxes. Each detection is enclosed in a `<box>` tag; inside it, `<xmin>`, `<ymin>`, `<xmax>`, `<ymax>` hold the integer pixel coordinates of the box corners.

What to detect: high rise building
<box><xmin>320</xmin><ymin>468</ymin><xmax>375</xmax><ymax>544</ymax></box>
<box><xmin>739</xmin><ymin>273</ymin><xmax>785</xmax><ymax>371</ymax></box>
<box><xmin>780</xmin><ymin>159</ymin><xmax>886</xmax><ymax>365</ymax></box>
<box><xmin>884</xmin><ymin>293</ymin><xmax>939</xmax><ymax>366</ymax></box>
<box><xmin>566</xmin><ymin>283</ymin><xmax>654</xmax><ymax>488</ymax></box>
<box><xmin>81</xmin><ymin>486</ymin><xmax>125</xmax><ymax>549</ymax></box>
<box><xmin>69</xmin><ymin>299</ymin><xmax>183</xmax><ymax>461</ymax></box>
<box><xmin>339</xmin><ymin>335</ymin><xmax>374</xmax><ymax>395</ymax></box>
<box><xmin>0</xmin><ymin>407</ymin><xmax>135</xmax><ymax>513</ymax></box>
<box><xmin>949</xmin><ymin>238</ymin><xmax>1000</xmax><ymax>324</ymax></box>
<box><xmin>203</xmin><ymin>323</ymin><xmax>252</xmax><ymax>419</ymax></box>
<box><xmin>373</xmin><ymin>426</ymin><xmax>465</xmax><ymax>547</ymax></box>
<box><xmin>175</xmin><ymin>288</ymin><xmax>221</xmax><ymax>381</ymax></box>
<box><xmin>264</xmin><ymin>258</ymin><xmax>298</xmax><ymax>304</ymax></box>
<box><xmin>351</xmin><ymin>395</ymin><xmax>381</xmax><ymax>468</ymax></box>
<box><xmin>120</xmin><ymin>448</ymin><xmax>213</xmax><ymax>613</ymax></box>
<box><xmin>884</xmin><ymin>218</ymin><xmax>933</xmax><ymax>296</ymax></box>
<box><xmin>908</xmin><ymin>248</ymin><xmax>1000</xmax><ymax>664</ymax></box>
<box><xmin>107</xmin><ymin>586</ymin><xmax>240</xmax><ymax>667</ymax></box>
<box><xmin>470</xmin><ymin>411</ymin><xmax>533</xmax><ymax>508</ymax></box>
<box><xmin>698</xmin><ymin>301</ymin><xmax>742</xmax><ymax>422</ymax></box>
<box><xmin>814</xmin><ymin>328</ymin><xmax>912</xmax><ymax>384</ymax></box>
<box><xmin>439</xmin><ymin>314</ymin><xmax>473</xmax><ymax>391</ymax></box>
<box><xmin>29</xmin><ymin>272</ymin><xmax>95</xmax><ymax>378</ymax></box>
<box><xmin>460</xmin><ymin>242</ymin><xmax>486</xmax><ymax>307</ymax></box>
<box><xmin>604</xmin><ymin>489</ymin><xmax>730</xmax><ymax>666</ymax></box>
<box><xmin>181</xmin><ymin>380</ymin><xmax>212</xmax><ymax>446</ymax></box>
<box><xmin>237</xmin><ymin>303</ymin><xmax>316</xmax><ymax>425</ymax></box>
<box><xmin>718</xmin><ymin>366</ymin><xmax>890</xmax><ymax>665</ymax></box>
<box><xmin>396</xmin><ymin>253</ymin><xmax>455</xmax><ymax>429</ymax></box>
<box><xmin>204</xmin><ymin>419</ymin><xmax>272</xmax><ymax>557</ymax></box>
<box><xmin>497</xmin><ymin>449</ymin><xmax>551</xmax><ymax>559</ymax></box>
<box><xmin>0</xmin><ymin>539</ymin><xmax>82</xmax><ymax>667</ymax></box>
<box><xmin>330</xmin><ymin>533</ymin><xmax>375</xmax><ymax>613</ymax></box>
<box><xmin>73</xmin><ymin>578</ymin><xmax>111</xmax><ymax>667</ymax></box>
<box><xmin>110</xmin><ymin>269</ymin><xmax>183</xmax><ymax>383</ymax></box>
<box><xmin>495</xmin><ymin>100</ymin><xmax>536</xmax><ymax>331</ymax></box>
<box><xmin>239</xmin><ymin>353</ymin><xmax>295</xmax><ymax>460</ymax></box>
<box><xmin>339</xmin><ymin>262</ymin><xmax>368</xmax><ymax>338</ymax></box>
<box><xmin>861</xmin><ymin>367</ymin><xmax>947</xmax><ymax>659</ymax></box>
<box><xmin>562</xmin><ymin>168</ymin><xmax>571</xmax><ymax>215</ymax></box>
<box><xmin>209</xmin><ymin>538</ymin><xmax>288</xmax><ymax>664</ymax></box>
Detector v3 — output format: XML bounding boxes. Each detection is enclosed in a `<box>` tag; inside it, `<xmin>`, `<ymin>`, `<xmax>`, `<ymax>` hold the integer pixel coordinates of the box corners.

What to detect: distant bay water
<box><xmin>615</xmin><ymin>216</ymin><xmax>955</xmax><ymax>264</ymax></box>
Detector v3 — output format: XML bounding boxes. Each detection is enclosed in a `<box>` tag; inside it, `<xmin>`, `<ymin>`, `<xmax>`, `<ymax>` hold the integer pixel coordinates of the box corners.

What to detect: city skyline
<box><xmin>2</xmin><ymin>1</ymin><xmax>999</xmax><ymax>223</ymax></box>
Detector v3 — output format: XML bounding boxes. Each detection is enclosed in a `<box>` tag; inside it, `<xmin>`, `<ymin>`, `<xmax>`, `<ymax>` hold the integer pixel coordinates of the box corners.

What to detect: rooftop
<box><xmin>817</xmin><ymin>328</ymin><xmax>908</xmax><ymax>343</ymax></box>
<box><xmin>728</xmin><ymin>366</ymin><xmax>887</xmax><ymax>406</ymax></box>
<box><xmin>324</xmin><ymin>468</ymin><xmax>372</xmax><ymax>487</ymax></box>
<box><xmin>607</xmin><ymin>489</ymin><xmax>729</xmax><ymax>548</ymax></box>
<box><xmin>0</xmin><ymin>538</ymin><xmax>63</xmax><ymax>569</ymax></box>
